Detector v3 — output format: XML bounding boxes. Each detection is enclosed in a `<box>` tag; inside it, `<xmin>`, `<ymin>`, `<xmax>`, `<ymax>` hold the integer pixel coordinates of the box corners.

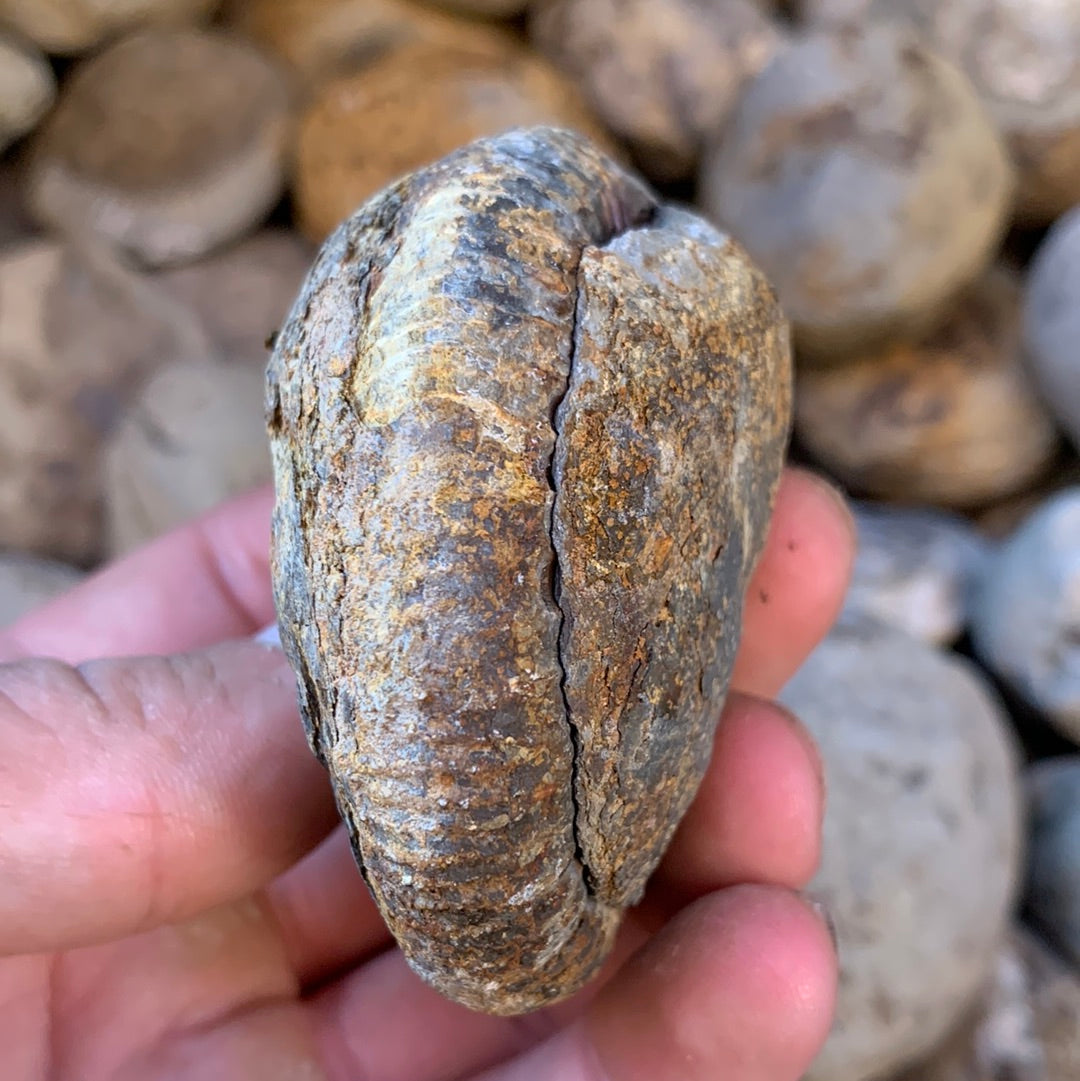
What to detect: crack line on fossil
<box><xmin>548</xmin><ymin>251</ymin><xmax>591</xmax><ymax>895</ymax></box>
<box><xmin>548</xmin><ymin>199</ymin><xmax>658</xmax><ymax>900</ymax></box>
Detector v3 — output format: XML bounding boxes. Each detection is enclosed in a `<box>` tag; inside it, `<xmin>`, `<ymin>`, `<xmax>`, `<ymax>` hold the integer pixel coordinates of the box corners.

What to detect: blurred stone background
<box><xmin>0</xmin><ymin>1</ymin><xmax>1078</xmax><ymax>1078</ymax></box>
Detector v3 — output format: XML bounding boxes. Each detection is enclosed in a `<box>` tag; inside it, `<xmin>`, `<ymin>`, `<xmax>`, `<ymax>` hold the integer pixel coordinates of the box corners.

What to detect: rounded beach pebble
<box><xmin>1025</xmin><ymin>206</ymin><xmax>1080</xmax><ymax>451</ymax></box>
<box><xmin>26</xmin><ymin>28</ymin><xmax>292</xmax><ymax>266</ymax></box>
<box><xmin>223</xmin><ymin>0</ymin><xmax>514</xmax><ymax>93</ymax></box>
<box><xmin>294</xmin><ymin>37</ymin><xmax>609</xmax><ymax>241</ymax></box>
<box><xmin>530</xmin><ymin>0</ymin><xmax>785</xmax><ymax>183</ymax></box>
<box><xmin>157</xmin><ymin>230</ymin><xmax>313</xmax><ymax>370</ymax></box>
<box><xmin>0</xmin><ymin>0</ymin><xmax>218</xmax><ymax>55</ymax></box>
<box><xmin>104</xmin><ymin>359</ymin><xmax>271</xmax><ymax>554</ymax></box>
<box><xmin>1027</xmin><ymin>757</ymin><xmax>1080</xmax><ymax>970</ymax></box>
<box><xmin>972</xmin><ymin>489</ymin><xmax>1080</xmax><ymax>741</ymax></box>
<box><xmin>0</xmin><ymin>34</ymin><xmax>55</xmax><ymax>153</ymax></box>
<box><xmin>864</xmin><ymin>0</ymin><xmax>1080</xmax><ymax>224</ymax></box>
<box><xmin>843</xmin><ymin>502</ymin><xmax>990</xmax><ymax>645</ymax></box>
<box><xmin>700</xmin><ymin>22</ymin><xmax>1014</xmax><ymax>363</ymax></box>
<box><xmin>781</xmin><ymin>616</ymin><xmax>1022</xmax><ymax>1081</ymax></box>
<box><xmin>795</xmin><ymin>267</ymin><xmax>1059</xmax><ymax>508</ymax></box>
<box><xmin>892</xmin><ymin>925</ymin><xmax>1080</xmax><ymax>1081</ymax></box>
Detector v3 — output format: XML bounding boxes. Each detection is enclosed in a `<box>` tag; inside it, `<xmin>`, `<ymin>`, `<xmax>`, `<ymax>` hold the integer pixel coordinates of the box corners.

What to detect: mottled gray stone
<box><xmin>844</xmin><ymin>502</ymin><xmax>991</xmax><ymax>645</ymax></box>
<box><xmin>893</xmin><ymin>925</ymin><xmax>1080</xmax><ymax>1081</ymax></box>
<box><xmin>1025</xmin><ymin>209</ymin><xmax>1080</xmax><ymax>450</ymax></box>
<box><xmin>781</xmin><ymin>617</ymin><xmax>1023</xmax><ymax>1081</ymax></box>
<box><xmin>972</xmin><ymin>489</ymin><xmax>1080</xmax><ymax>741</ymax></box>
<box><xmin>699</xmin><ymin>22</ymin><xmax>1013</xmax><ymax>363</ymax></box>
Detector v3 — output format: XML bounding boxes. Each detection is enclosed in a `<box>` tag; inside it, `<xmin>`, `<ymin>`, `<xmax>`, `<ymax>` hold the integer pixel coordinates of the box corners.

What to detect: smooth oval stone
<box><xmin>1025</xmin><ymin>207</ymin><xmax>1080</xmax><ymax>451</ymax></box>
<box><xmin>0</xmin><ymin>34</ymin><xmax>55</xmax><ymax>152</ymax></box>
<box><xmin>972</xmin><ymin>488</ymin><xmax>1080</xmax><ymax>741</ymax></box>
<box><xmin>844</xmin><ymin>501</ymin><xmax>991</xmax><ymax>644</ymax></box>
<box><xmin>104</xmin><ymin>359</ymin><xmax>271</xmax><ymax>554</ymax></box>
<box><xmin>781</xmin><ymin>616</ymin><xmax>1023</xmax><ymax>1081</ymax></box>
<box><xmin>893</xmin><ymin>925</ymin><xmax>1080</xmax><ymax>1081</ymax></box>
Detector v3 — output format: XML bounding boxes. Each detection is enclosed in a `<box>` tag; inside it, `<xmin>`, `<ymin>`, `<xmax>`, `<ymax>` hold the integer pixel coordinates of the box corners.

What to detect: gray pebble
<box><xmin>1024</xmin><ymin>208</ymin><xmax>1080</xmax><ymax>450</ymax></box>
<box><xmin>971</xmin><ymin>488</ymin><xmax>1080</xmax><ymax>742</ymax></box>
<box><xmin>781</xmin><ymin>617</ymin><xmax>1022</xmax><ymax>1081</ymax></box>
<box><xmin>1027</xmin><ymin>758</ymin><xmax>1080</xmax><ymax>969</ymax></box>
<box><xmin>844</xmin><ymin>502</ymin><xmax>991</xmax><ymax>645</ymax></box>
<box><xmin>104</xmin><ymin>359</ymin><xmax>271</xmax><ymax>555</ymax></box>
<box><xmin>0</xmin><ymin>35</ymin><xmax>54</xmax><ymax>153</ymax></box>
<box><xmin>700</xmin><ymin>22</ymin><xmax>1013</xmax><ymax>363</ymax></box>
<box><xmin>892</xmin><ymin>925</ymin><xmax>1080</xmax><ymax>1081</ymax></box>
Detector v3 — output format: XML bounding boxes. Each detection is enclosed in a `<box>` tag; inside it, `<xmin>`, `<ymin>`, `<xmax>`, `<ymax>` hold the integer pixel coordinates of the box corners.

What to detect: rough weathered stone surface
<box><xmin>1025</xmin><ymin>207</ymin><xmax>1080</xmax><ymax>452</ymax></box>
<box><xmin>27</xmin><ymin>28</ymin><xmax>291</xmax><ymax>266</ymax></box>
<box><xmin>294</xmin><ymin>37</ymin><xmax>611</xmax><ymax>242</ymax></box>
<box><xmin>1027</xmin><ymin>758</ymin><xmax>1080</xmax><ymax>970</ymax></box>
<box><xmin>843</xmin><ymin>502</ymin><xmax>990</xmax><ymax>645</ymax></box>
<box><xmin>267</xmin><ymin>126</ymin><xmax>792</xmax><ymax>1014</ymax></box>
<box><xmin>795</xmin><ymin>267</ymin><xmax>1059</xmax><ymax>508</ymax></box>
<box><xmin>700</xmin><ymin>22</ymin><xmax>1014</xmax><ymax>363</ymax></box>
<box><xmin>781</xmin><ymin>616</ymin><xmax>1022</xmax><ymax>1081</ymax></box>
<box><xmin>0</xmin><ymin>34</ymin><xmax>55</xmax><ymax>153</ymax></box>
<box><xmin>530</xmin><ymin>0</ymin><xmax>785</xmax><ymax>183</ymax></box>
<box><xmin>972</xmin><ymin>489</ymin><xmax>1080</xmax><ymax>741</ymax></box>
<box><xmin>894</xmin><ymin>926</ymin><xmax>1080</xmax><ymax>1081</ymax></box>
<box><xmin>0</xmin><ymin>0</ymin><xmax>219</xmax><ymax>55</ymax></box>
<box><xmin>0</xmin><ymin>552</ymin><xmax>82</xmax><ymax>627</ymax></box>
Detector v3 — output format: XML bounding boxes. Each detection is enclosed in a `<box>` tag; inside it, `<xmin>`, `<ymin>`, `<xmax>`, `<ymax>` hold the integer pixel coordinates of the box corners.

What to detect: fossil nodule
<box><xmin>266</xmin><ymin>126</ymin><xmax>792</xmax><ymax>1015</ymax></box>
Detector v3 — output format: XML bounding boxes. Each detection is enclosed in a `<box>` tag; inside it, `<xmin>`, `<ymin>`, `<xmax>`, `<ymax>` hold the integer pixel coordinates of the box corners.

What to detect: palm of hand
<box><xmin>0</xmin><ymin>471</ymin><xmax>851</xmax><ymax>1081</ymax></box>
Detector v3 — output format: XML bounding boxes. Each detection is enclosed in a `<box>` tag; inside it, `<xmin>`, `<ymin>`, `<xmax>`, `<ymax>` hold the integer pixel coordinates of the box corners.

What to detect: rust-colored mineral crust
<box><xmin>266</xmin><ymin>126</ymin><xmax>791</xmax><ymax>1014</ymax></box>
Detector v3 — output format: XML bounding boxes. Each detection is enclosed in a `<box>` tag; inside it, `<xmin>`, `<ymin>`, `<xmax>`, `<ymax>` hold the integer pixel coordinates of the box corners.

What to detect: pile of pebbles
<box><xmin>0</xmin><ymin>2</ymin><xmax>1078</xmax><ymax>1078</ymax></box>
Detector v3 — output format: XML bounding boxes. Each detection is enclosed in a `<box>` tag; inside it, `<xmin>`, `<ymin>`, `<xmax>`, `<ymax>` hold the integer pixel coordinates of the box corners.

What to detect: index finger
<box><xmin>0</xmin><ymin>486</ymin><xmax>275</xmax><ymax>664</ymax></box>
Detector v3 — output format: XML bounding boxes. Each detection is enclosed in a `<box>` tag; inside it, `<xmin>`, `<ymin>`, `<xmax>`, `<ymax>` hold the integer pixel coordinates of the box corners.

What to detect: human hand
<box><xmin>0</xmin><ymin>467</ymin><xmax>853</xmax><ymax>1081</ymax></box>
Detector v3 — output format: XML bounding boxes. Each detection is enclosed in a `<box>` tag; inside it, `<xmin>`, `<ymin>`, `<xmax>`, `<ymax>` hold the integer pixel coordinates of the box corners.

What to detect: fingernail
<box><xmin>254</xmin><ymin>621</ymin><xmax>282</xmax><ymax>648</ymax></box>
<box><xmin>806</xmin><ymin>895</ymin><xmax>838</xmax><ymax>955</ymax></box>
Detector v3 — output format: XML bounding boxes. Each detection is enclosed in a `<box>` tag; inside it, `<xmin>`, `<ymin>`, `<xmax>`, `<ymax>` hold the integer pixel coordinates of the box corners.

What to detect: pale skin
<box><xmin>0</xmin><ymin>467</ymin><xmax>854</xmax><ymax>1081</ymax></box>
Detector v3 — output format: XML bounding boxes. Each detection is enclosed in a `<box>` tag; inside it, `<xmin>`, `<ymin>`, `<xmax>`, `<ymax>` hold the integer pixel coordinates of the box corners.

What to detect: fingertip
<box><xmin>588</xmin><ymin>886</ymin><xmax>837</xmax><ymax>1081</ymax></box>
<box><xmin>661</xmin><ymin>694</ymin><xmax>824</xmax><ymax>896</ymax></box>
<box><xmin>732</xmin><ymin>467</ymin><xmax>855</xmax><ymax>698</ymax></box>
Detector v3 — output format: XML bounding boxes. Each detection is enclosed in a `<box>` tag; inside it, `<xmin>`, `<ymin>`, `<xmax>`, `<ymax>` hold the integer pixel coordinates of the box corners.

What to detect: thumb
<box><xmin>0</xmin><ymin>638</ymin><xmax>336</xmax><ymax>955</ymax></box>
